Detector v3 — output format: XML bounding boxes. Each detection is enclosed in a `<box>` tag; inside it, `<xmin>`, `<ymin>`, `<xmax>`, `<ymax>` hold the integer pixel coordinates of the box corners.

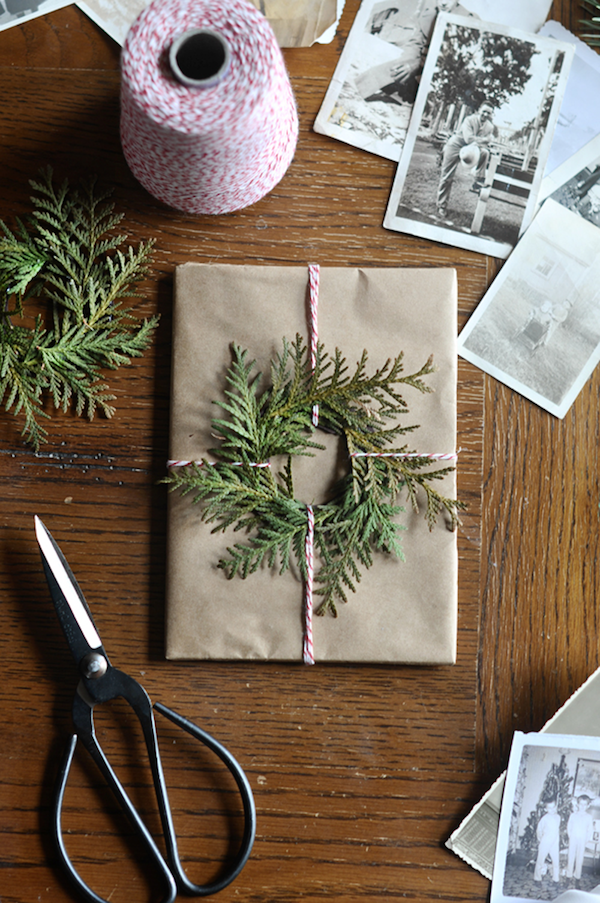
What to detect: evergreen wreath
<box><xmin>0</xmin><ymin>166</ymin><xmax>158</xmax><ymax>450</ymax></box>
<box><xmin>165</xmin><ymin>335</ymin><xmax>464</xmax><ymax>617</ymax></box>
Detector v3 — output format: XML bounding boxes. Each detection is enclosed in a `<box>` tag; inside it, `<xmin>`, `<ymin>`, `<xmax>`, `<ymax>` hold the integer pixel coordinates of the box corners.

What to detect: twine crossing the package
<box><xmin>303</xmin><ymin>505</ymin><xmax>316</xmax><ymax>666</ymax></box>
<box><xmin>307</xmin><ymin>264</ymin><xmax>320</xmax><ymax>428</ymax></box>
<box><xmin>351</xmin><ymin>451</ymin><xmax>459</xmax><ymax>460</ymax></box>
<box><xmin>167</xmin><ymin>460</ymin><xmax>271</xmax><ymax>468</ymax></box>
<box><xmin>303</xmin><ymin>265</ymin><xmax>319</xmax><ymax>663</ymax></box>
<box><xmin>120</xmin><ymin>0</ymin><xmax>298</xmax><ymax>215</ymax></box>
<box><xmin>168</xmin><ymin>264</ymin><xmax>458</xmax><ymax>663</ymax></box>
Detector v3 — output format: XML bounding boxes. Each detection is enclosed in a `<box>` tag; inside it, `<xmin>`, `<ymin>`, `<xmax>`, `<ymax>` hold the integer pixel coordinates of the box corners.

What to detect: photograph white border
<box><xmin>538</xmin><ymin>20</ymin><xmax>600</xmax><ymax>180</ymax></box>
<box><xmin>76</xmin><ymin>0</ymin><xmax>145</xmax><ymax>44</ymax></box>
<box><xmin>539</xmin><ymin>133</ymin><xmax>600</xmax><ymax>206</ymax></box>
<box><xmin>457</xmin><ymin>199</ymin><xmax>600</xmax><ymax>419</ymax></box>
<box><xmin>314</xmin><ymin>0</ymin><xmax>421</xmax><ymax>162</ymax></box>
<box><xmin>383</xmin><ymin>13</ymin><xmax>574</xmax><ymax>257</ymax></box>
<box><xmin>492</xmin><ymin>731</ymin><xmax>600</xmax><ymax>903</ymax></box>
<box><xmin>313</xmin><ymin>0</ymin><xmax>553</xmax><ymax>164</ymax></box>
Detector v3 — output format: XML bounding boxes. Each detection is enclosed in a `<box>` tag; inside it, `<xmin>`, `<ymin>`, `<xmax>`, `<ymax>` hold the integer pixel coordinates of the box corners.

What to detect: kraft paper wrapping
<box><xmin>249</xmin><ymin>0</ymin><xmax>338</xmax><ymax>46</ymax></box>
<box><xmin>166</xmin><ymin>264</ymin><xmax>458</xmax><ymax>663</ymax></box>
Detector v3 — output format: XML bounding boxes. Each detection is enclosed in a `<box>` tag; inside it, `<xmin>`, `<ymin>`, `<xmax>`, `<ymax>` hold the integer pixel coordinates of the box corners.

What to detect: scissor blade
<box><xmin>34</xmin><ymin>516</ymin><xmax>103</xmax><ymax>665</ymax></box>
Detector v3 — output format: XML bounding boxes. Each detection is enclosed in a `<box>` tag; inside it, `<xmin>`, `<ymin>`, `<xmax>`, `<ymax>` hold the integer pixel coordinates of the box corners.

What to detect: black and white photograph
<box><xmin>538</xmin><ymin>134</ymin><xmax>600</xmax><ymax>230</ymax></box>
<box><xmin>0</xmin><ymin>0</ymin><xmax>70</xmax><ymax>31</ymax></box>
<box><xmin>313</xmin><ymin>0</ymin><xmax>552</xmax><ymax>163</ymax></box>
<box><xmin>383</xmin><ymin>13</ymin><xmax>574</xmax><ymax>257</ymax></box>
<box><xmin>491</xmin><ymin>732</ymin><xmax>600</xmax><ymax>903</ymax></box>
<box><xmin>457</xmin><ymin>199</ymin><xmax>600</xmax><ymax>419</ymax></box>
<box><xmin>537</xmin><ymin>20</ymin><xmax>600</xmax><ymax>181</ymax></box>
<box><xmin>314</xmin><ymin>0</ymin><xmax>479</xmax><ymax>161</ymax></box>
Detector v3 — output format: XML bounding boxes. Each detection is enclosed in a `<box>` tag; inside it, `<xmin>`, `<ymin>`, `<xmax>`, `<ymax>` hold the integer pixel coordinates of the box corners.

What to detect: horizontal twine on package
<box><xmin>120</xmin><ymin>0</ymin><xmax>298</xmax><ymax>215</ymax></box>
<box><xmin>350</xmin><ymin>451</ymin><xmax>459</xmax><ymax>460</ymax></box>
<box><xmin>167</xmin><ymin>460</ymin><xmax>271</xmax><ymax>468</ymax></box>
<box><xmin>167</xmin><ymin>453</ymin><xmax>458</xmax><ymax>466</ymax></box>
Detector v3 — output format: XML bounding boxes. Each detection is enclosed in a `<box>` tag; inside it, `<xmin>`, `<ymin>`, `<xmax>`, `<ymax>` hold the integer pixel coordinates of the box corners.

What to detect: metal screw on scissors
<box><xmin>34</xmin><ymin>516</ymin><xmax>256</xmax><ymax>903</ymax></box>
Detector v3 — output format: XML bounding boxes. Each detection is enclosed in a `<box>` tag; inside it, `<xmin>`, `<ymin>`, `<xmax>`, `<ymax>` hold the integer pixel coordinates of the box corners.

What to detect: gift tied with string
<box><xmin>120</xmin><ymin>0</ymin><xmax>298</xmax><ymax>215</ymax></box>
<box><xmin>164</xmin><ymin>265</ymin><xmax>460</xmax><ymax>665</ymax></box>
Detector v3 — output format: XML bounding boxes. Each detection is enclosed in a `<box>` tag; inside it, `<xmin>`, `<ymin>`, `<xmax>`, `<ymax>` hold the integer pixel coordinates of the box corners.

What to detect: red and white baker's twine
<box><xmin>169</xmin><ymin>265</ymin><xmax>458</xmax><ymax>662</ymax></box>
<box><xmin>167</xmin><ymin>459</ymin><xmax>270</xmax><ymax>468</ymax></box>
<box><xmin>351</xmin><ymin>451</ymin><xmax>459</xmax><ymax>461</ymax></box>
<box><xmin>120</xmin><ymin>0</ymin><xmax>298</xmax><ymax>215</ymax></box>
<box><xmin>167</xmin><ymin>453</ymin><xmax>458</xmax><ymax>467</ymax></box>
<box><xmin>308</xmin><ymin>264</ymin><xmax>320</xmax><ymax>428</ymax></box>
<box><xmin>302</xmin><ymin>505</ymin><xmax>316</xmax><ymax>665</ymax></box>
<box><xmin>301</xmin><ymin>264</ymin><xmax>320</xmax><ymax>663</ymax></box>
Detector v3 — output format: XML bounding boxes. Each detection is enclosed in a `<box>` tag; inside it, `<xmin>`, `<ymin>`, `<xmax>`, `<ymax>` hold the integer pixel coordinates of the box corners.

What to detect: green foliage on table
<box><xmin>164</xmin><ymin>336</ymin><xmax>463</xmax><ymax>617</ymax></box>
<box><xmin>0</xmin><ymin>167</ymin><xmax>158</xmax><ymax>450</ymax></box>
<box><xmin>581</xmin><ymin>0</ymin><xmax>600</xmax><ymax>46</ymax></box>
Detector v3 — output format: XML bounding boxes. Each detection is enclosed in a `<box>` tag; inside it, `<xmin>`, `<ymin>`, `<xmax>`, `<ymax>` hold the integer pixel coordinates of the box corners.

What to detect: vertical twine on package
<box><xmin>303</xmin><ymin>265</ymin><xmax>320</xmax><ymax>664</ymax></box>
<box><xmin>307</xmin><ymin>263</ymin><xmax>320</xmax><ymax>428</ymax></box>
<box><xmin>120</xmin><ymin>0</ymin><xmax>298</xmax><ymax>215</ymax></box>
<box><xmin>302</xmin><ymin>504</ymin><xmax>316</xmax><ymax>666</ymax></box>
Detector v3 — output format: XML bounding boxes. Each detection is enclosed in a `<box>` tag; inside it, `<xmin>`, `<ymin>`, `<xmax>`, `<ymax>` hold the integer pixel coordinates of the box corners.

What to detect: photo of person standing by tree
<box><xmin>383</xmin><ymin>14</ymin><xmax>573</xmax><ymax>257</ymax></box>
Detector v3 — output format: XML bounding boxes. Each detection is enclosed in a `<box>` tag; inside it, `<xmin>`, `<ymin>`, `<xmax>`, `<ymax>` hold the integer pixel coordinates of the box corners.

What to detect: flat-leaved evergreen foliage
<box><xmin>0</xmin><ymin>167</ymin><xmax>158</xmax><ymax>449</ymax></box>
<box><xmin>165</xmin><ymin>336</ymin><xmax>463</xmax><ymax>617</ymax></box>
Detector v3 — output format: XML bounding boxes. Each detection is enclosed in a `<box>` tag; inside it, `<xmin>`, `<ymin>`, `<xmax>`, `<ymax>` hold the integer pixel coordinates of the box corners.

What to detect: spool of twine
<box><xmin>120</xmin><ymin>0</ymin><xmax>299</xmax><ymax>215</ymax></box>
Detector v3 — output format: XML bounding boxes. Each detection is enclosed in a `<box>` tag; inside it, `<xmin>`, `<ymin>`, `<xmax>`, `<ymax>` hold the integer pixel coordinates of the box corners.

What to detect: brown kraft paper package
<box><xmin>166</xmin><ymin>264</ymin><xmax>458</xmax><ymax>663</ymax></box>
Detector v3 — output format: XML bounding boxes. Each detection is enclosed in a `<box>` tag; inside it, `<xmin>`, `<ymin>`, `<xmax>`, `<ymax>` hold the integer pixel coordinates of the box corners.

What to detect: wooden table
<box><xmin>1</xmin><ymin>2</ymin><xmax>596</xmax><ymax>901</ymax></box>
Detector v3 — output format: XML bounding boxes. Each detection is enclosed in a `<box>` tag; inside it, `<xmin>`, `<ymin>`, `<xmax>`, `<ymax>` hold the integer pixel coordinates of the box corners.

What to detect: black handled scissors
<box><xmin>35</xmin><ymin>516</ymin><xmax>256</xmax><ymax>903</ymax></box>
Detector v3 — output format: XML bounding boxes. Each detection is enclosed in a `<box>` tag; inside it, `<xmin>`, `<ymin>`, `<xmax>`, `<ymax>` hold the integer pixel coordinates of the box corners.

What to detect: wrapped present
<box><xmin>165</xmin><ymin>264</ymin><xmax>458</xmax><ymax>663</ymax></box>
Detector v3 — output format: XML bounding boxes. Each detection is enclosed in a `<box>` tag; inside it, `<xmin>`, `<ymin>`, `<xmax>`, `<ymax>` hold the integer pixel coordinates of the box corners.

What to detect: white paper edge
<box><xmin>315</xmin><ymin>0</ymin><xmax>346</xmax><ymax>43</ymax></box>
<box><xmin>383</xmin><ymin>14</ymin><xmax>575</xmax><ymax>258</ymax></box>
<box><xmin>539</xmin><ymin>133</ymin><xmax>600</xmax><ymax>205</ymax></box>
<box><xmin>447</xmin><ymin>665</ymin><xmax>600</xmax><ymax>881</ymax></box>
<box><xmin>491</xmin><ymin>731</ymin><xmax>600</xmax><ymax>903</ymax></box>
<box><xmin>457</xmin><ymin>199</ymin><xmax>600</xmax><ymax>418</ymax></box>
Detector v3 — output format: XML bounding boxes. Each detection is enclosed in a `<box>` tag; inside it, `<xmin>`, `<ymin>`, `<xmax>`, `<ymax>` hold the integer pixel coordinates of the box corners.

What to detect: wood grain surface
<box><xmin>0</xmin><ymin>2</ymin><xmax>595</xmax><ymax>902</ymax></box>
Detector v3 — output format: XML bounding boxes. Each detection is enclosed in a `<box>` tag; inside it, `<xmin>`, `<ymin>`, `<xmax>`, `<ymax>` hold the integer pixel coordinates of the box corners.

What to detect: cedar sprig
<box><xmin>581</xmin><ymin>0</ymin><xmax>600</xmax><ymax>45</ymax></box>
<box><xmin>0</xmin><ymin>166</ymin><xmax>158</xmax><ymax>449</ymax></box>
<box><xmin>164</xmin><ymin>336</ymin><xmax>463</xmax><ymax>616</ymax></box>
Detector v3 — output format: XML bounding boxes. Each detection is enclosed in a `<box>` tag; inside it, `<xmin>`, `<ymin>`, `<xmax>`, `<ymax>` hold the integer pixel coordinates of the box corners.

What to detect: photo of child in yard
<box><xmin>457</xmin><ymin>199</ymin><xmax>600</xmax><ymax>419</ymax></box>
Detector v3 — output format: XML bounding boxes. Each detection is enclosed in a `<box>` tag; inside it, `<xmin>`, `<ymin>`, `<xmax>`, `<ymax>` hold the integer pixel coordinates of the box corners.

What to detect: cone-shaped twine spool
<box><xmin>120</xmin><ymin>0</ymin><xmax>298</xmax><ymax>215</ymax></box>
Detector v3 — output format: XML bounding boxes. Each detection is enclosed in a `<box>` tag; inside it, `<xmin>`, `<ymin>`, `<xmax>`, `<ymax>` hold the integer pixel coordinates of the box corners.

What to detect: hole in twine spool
<box><xmin>169</xmin><ymin>29</ymin><xmax>231</xmax><ymax>88</ymax></box>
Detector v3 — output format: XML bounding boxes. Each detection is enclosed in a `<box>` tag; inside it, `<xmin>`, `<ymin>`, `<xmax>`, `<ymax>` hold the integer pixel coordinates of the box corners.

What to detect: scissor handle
<box><xmin>54</xmin><ymin>670</ymin><xmax>255</xmax><ymax>901</ymax></box>
<box><xmin>153</xmin><ymin>702</ymin><xmax>256</xmax><ymax>896</ymax></box>
<box><xmin>53</xmin><ymin>732</ymin><xmax>178</xmax><ymax>903</ymax></box>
